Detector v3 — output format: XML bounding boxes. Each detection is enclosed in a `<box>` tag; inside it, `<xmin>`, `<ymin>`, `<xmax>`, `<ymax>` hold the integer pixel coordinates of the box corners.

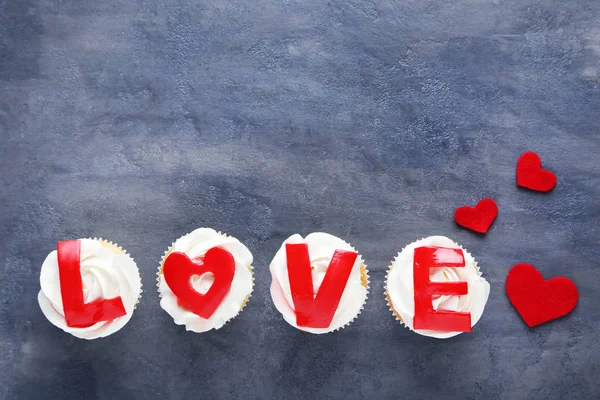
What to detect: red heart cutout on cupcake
<box><xmin>454</xmin><ymin>198</ymin><xmax>498</xmax><ymax>233</ymax></box>
<box><xmin>506</xmin><ymin>263</ymin><xmax>578</xmax><ymax>328</ymax></box>
<box><xmin>163</xmin><ymin>247</ymin><xmax>235</xmax><ymax>319</ymax></box>
<box><xmin>516</xmin><ymin>151</ymin><xmax>556</xmax><ymax>192</ymax></box>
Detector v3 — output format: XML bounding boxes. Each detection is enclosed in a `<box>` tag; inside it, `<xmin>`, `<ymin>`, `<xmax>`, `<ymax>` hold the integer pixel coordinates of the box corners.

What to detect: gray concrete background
<box><xmin>1</xmin><ymin>1</ymin><xmax>599</xmax><ymax>399</ymax></box>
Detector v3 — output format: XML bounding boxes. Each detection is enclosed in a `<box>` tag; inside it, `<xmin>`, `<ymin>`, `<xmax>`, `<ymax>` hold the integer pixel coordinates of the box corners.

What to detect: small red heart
<box><xmin>506</xmin><ymin>263</ymin><xmax>578</xmax><ymax>328</ymax></box>
<box><xmin>516</xmin><ymin>151</ymin><xmax>556</xmax><ymax>192</ymax></box>
<box><xmin>163</xmin><ymin>247</ymin><xmax>235</xmax><ymax>319</ymax></box>
<box><xmin>454</xmin><ymin>198</ymin><xmax>498</xmax><ymax>234</ymax></box>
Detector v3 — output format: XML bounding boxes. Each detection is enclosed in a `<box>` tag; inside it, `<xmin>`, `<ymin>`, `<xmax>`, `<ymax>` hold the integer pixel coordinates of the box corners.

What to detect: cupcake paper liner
<box><xmin>384</xmin><ymin>237</ymin><xmax>482</xmax><ymax>330</ymax></box>
<box><xmin>156</xmin><ymin>231</ymin><xmax>254</xmax><ymax>326</ymax></box>
<box><xmin>331</xmin><ymin>262</ymin><xmax>370</xmax><ymax>333</ymax></box>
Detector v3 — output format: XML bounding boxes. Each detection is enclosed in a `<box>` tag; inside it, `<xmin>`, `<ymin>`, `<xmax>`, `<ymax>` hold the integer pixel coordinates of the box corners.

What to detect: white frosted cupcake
<box><xmin>270</xmin><ymin>232</ymin><xmax>369</xmax><ymax>334</ymax></box>
<box><xmin>385</xmin><ymin>236</ymin><xmax>490</xmax><ymax>339</ymax></box>
<box><xmin>157</xmin><ymin>228</ymin><xmax>253</xmax><ymax>333</ymax></box>
<box><xmin>38</xmin><ymin>238</ymin><xmax>142</xmax><ymax>340</ymax></box>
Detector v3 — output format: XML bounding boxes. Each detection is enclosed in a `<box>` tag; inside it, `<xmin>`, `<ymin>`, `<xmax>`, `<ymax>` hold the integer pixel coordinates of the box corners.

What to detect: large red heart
<box><xmin>506</xmin><ymin>263</ymin><xmax>578</xmax><ymax>328</ymax></box>
<box><xmin>163</xmin><ymin>247</ymin><xmax>235</xmax><ymax>319</ymax></box>
<box><xmin>516</xmin><ymin>151</ymin><xmax>556</xmax><ymax>192</ymax></box>
<box><xmin>454</xmin><ymin>198</ymin><xmax>498</xmax><ymax>234</ymax></box>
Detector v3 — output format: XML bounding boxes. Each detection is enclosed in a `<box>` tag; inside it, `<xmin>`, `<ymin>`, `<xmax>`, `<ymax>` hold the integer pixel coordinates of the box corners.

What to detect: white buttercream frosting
<box><xmin>37</xmin><ymin>238</ymin><xmax>142</xmax><ymax>340</ymax></box>
<box><xmin>269</xmin><ymin>232</ymin><xmax>368</xmax><ymax>334</ymax></box>
<box><xmin>158</xmin><ymin>228</ymin><xmax>253</xmax><ymax>333</ymax></box>
<box><xmin>386</xmin><ymin>236</ymin><xmax>490</xmax><ymax>339</ymax></box>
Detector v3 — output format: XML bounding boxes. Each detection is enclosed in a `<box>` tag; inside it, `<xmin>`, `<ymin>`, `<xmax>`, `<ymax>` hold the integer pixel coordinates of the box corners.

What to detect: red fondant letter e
<box><xmin>286</xmin><ymin>243</ymin><xmax>357</xmax><ymax>328</ymax></box>
<box><xmin>413</xmin><ymin>246</ymin><xmax>471</xmax><ymax>332</ymax></box>
<box><xmin>57</xmin><ymin>240</ymin><xmax>126</xmax><ymax>328</ymax></box>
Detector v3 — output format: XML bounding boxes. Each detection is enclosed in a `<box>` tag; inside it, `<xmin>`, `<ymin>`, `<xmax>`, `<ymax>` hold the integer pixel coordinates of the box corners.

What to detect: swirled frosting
<box><xmin>37</xmin><ymin>239</ymin><xmax>142</xmax><ymax>340</ymax></box>
<box><xmin>269</xmin><ymin>232</ymin><xmax>368</xmax><ymax>334</ymax></box>
<box><xmin>158</xmin><ymin>228</ymin><xmax>253</xmax><ymax>333</ymax></box>
<box><xmin>386</xmin><ymin>236</ymin><xmax>490</xmax><ymax>339</ymax></box>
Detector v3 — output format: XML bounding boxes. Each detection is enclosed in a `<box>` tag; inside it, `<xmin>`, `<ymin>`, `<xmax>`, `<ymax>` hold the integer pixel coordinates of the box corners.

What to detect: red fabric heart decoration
<box><xmin>163</xmin><ymin>247</ymin><xmax>235</xmax><ymax>319</ymax></box>
<box><xmin>454</xmin><ymin>198</ymin><xmax>498</xmax><ymax>234</ymax></box>
<box><xmin>506</xmin><ymin>263</ymin><xmax>578</xmax><ymax>328</ymax></box>
<box><xmin>516</xmin><ymin>151</ymin><xmax>556</xmax><ymax>192</ymax></box>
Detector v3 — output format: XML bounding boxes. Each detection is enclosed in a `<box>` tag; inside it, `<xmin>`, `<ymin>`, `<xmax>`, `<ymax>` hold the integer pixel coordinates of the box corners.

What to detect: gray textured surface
<box><xmin>1</xmin><ymin>0</ymin><xmax>599</xmax><ymax>399</ymax></box>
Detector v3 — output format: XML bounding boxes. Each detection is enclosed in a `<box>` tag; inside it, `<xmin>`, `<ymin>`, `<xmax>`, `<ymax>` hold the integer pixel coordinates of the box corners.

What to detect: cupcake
<box><xmin>385</xmin><ymin>236</ymin><xmax>490</xmax><ymax>339</ymax></box>
<box><xmin>38</xmin><ymin>238</ymin><xmax>142</xmax><ymax>339</ymax></box>
<box><xmin>157</xmin><ymin>228</ymin><xmax>253</xmax><ymax>333</ymax></box>
<box><xmin>270</xmin><ymin>232</ymin><xmax>369</xmax><ymax>334</ymax></box>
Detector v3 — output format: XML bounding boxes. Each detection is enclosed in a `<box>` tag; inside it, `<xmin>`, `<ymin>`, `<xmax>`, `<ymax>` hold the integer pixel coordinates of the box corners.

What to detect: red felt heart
<box><xmin>516</xmin><ymin>151</ymin><xmax>556</xmax><ymax>192</ymax></box>
<box><xmin>163</xmin><ymin>247</ymin><xmax>235</xmax><ymax>319</ymax></box>
<box><xmin>454</xmin><ymin>198</ymin><xmax>498</xmax><ymax>234</ymax></box>
<box><xmin>506</xmin><ymin>263</ymin><xmax>578</xmax><ymax>328</ymax></box>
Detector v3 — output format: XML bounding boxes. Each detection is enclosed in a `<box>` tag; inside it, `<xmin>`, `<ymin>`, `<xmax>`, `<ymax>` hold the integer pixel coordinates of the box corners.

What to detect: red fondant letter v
<box><xmin>286</xmin><ymin>243</ymin><xmax>357</xmax><ymax>329</ymax></box>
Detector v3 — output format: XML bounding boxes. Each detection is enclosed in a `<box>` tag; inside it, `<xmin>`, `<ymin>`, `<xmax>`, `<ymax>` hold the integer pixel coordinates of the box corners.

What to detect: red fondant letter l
<box><xmin>286</xmin><ymin>243</ymin><xmax>357</xmax><ymax>329</ymax></box>
<box><xmin>413</xmin><ymin>246</ymin><xmax>471</xmax><ymax>332</ymax></box>
<box><xmin>57</xmin><ymin>240</ymin><xmax>126</xmax><ymax>328</ymax></box>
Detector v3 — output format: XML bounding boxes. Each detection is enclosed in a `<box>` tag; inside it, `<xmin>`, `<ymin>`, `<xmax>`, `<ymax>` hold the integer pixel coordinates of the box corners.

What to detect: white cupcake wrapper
<box><xmin>331</xmin><ymin>239</ymin><xmax>370</xmax><ymax>332</ymax></box>
<box><xmin>156</xmin><ymin>231</ymin><xmax>254</xmax><ymax>328</ymax></box>
<box><xmin>331</xmin><ymin>261</ymin><xmax>370</xmax><ymax>333</ymax></box>
<box><xmin>384</xmin><ymin>237</ymin><xmax>482</xmax><ymax>330</ymax></box>
<box><xmin>88</xmin><ymin>237</ymin><xmax>143</xmax><ymax>308</ymax></box>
